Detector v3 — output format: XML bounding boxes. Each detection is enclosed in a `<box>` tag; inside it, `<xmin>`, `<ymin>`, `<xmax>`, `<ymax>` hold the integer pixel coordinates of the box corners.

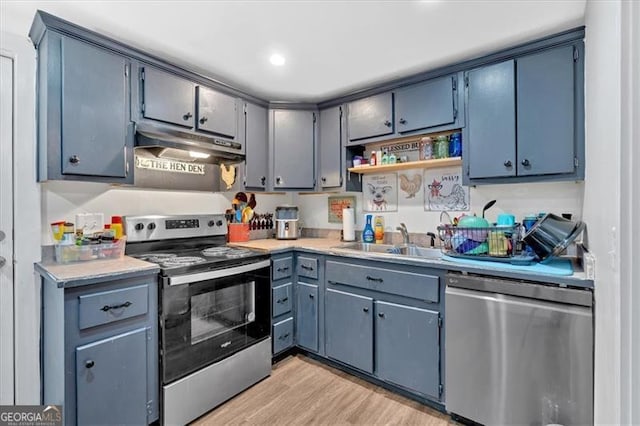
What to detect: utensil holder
<box><xmin>228</xmin><ymin>223</ymin><xmax>250</xmax><ymax>242</ymax></box>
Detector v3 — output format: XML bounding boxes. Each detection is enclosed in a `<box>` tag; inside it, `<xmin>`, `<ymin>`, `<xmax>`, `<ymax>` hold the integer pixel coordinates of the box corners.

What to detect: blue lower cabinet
<box><xmin>76</xmin><ymin>328</ymin><xmax>149</xmax><ymax>425</ymax></box>
<box><xmin>273</xmin><ymin>317</ymin><xmax>294</xmax><ymax>354</ymax></box>
<box><xmin>325</xmin><ymin>289</ymin><xmax>374</xmax><ymax>374</ymax></box>
<box><xmin>272</xmin><ymin>283</ymin><xmax>293</xmax><ymax>318</ymax></box>
<box><xmin>296</xmin><ymin>283</ymin><xmax>319</xmax><ymax>352</ymax></box>
<box><xmin>374</xmin><ymin>301</ymin><xmax>441</xmax><ymax>398</ymax></box>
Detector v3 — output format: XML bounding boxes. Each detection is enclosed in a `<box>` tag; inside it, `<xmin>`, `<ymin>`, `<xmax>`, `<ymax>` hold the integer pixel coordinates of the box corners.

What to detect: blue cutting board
<box><xmin>442</xmin><ymin>255</ymin><xmax>574</xmax><ymax>276</ymax></box>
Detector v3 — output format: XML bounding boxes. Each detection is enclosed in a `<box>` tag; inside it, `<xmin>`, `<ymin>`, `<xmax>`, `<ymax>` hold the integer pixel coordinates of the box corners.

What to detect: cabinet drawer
<box><xmin>326</xmin><ymin>260</ymin><xmax>439</xmax><ymax>303</ymax></box>
<box><xmin>272</xmin><ymin>283</ymin><xmax>292</xmax><ymax>317</ymax></box>
<box><xmin>78</xmin><ymin>284</ymin><xmax>149</xmax><ymax>330</ymax></box>
<box><xmin>296</xmin><ymin>256</ymin><xmax>318</xmax><ymax>279</ymax></box>
<box><xmin>272</xmin><ymin>257</ymin><xmax>293</xmax><ymax>280</ymax></box>
<box><xmin>272</xmin><ymin>317</ymin><xmax>294</xmax><ymax>354</ymax></box>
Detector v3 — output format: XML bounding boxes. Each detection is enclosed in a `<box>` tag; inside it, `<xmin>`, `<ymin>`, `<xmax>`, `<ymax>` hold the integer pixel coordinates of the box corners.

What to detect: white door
<box><xmin>0</xmin><ymin>54</ymin><xmax>14</xmax><ymax>404</ymax></box>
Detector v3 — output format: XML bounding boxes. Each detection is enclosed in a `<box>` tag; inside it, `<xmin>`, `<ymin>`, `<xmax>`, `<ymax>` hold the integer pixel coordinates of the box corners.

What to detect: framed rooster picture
<box><xmin>363</xmin><ymin>173</ymin><xmax>398</xmax><ymax>212</ymax></box>
<box><xmin>424</xmin><ymin>169</ymin><xmax>470</xmax><ymax>211</ymax></box>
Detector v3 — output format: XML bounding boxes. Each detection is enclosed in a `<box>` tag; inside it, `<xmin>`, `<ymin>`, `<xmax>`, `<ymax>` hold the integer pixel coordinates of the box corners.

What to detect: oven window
<box><xmin>190</xmin><ymin>280</ymin><xmax>256</xmax><ymax>345</ymax></box>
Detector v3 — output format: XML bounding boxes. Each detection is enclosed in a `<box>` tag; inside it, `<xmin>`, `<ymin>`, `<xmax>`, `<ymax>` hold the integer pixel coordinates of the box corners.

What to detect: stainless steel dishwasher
<box><xmin>445</xmin><ymin>273</ymin><xmax>593</xmax><ymax>426</ymax></box>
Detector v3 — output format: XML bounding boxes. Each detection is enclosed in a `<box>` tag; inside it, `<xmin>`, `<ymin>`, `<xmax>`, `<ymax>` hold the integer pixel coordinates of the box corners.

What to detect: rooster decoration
<box><xmin>427</xmin><ymin>178</ymin><xmax>468</xmax><ymax>210</ymax></box>
<box><xmin>399</xmin><ymin>173</ymin><xmax>422</xmax><ymax>199</ymax></box>
<box><xmin>220</xmin><ymin>163</ymin><xmax>236</xmax><ymax>190</ymax></box>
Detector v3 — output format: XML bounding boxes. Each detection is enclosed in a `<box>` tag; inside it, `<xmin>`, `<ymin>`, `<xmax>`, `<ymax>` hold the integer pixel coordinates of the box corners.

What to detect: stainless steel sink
<box><xmin>335</xmin><ymin>242</ymin><xmax>442</xmax><ymax>260</ymax></box>
<box><xmin>336</xmin><ymin>242</ymin><xmax>396</xmax><ymax>254</ymax></box>
<box><xmin>394</xmin><ymin>244</ymin><xmax>442</xmax><ymax>259</ymax></box>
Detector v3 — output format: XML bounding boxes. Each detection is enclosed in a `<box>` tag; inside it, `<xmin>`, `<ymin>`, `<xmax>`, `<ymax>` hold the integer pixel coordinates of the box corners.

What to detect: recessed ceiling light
<box><xmin>270</xmin><ymin>54</ymin><xmax>286</xmax><ymax>66</ymax></box>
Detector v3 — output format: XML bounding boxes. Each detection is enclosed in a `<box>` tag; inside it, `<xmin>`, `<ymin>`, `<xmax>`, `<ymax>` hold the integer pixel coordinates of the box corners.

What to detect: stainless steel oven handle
<box><xmin>168</xmin><ymin>260</ymin><xmax>271</xmax><ymax>286</ymax></box>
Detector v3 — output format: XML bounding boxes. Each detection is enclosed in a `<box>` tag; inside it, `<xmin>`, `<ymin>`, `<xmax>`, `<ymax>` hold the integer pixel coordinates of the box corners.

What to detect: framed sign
<box><xmin>424</xmin><ymin>169</ymin><xmax>470</xmax><ymax>211</ymax></box>
<box><xmin>363</xmin><ymin>173</ymin><xmax>398</xmax><ymax>212</ymax></box>
<box><xmin>328</xmin><ymin>196</ymin><xmax>356</xmax><ymax>223</ymax></box>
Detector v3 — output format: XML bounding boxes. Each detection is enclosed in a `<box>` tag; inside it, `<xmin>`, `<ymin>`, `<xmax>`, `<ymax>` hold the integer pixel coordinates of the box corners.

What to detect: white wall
<box><xmin>296</xmin><ymin>177</ymin><xmax>584</xmax><ymax>236</ymax></box>
<box><xmin>583</xmin><ymin>1</ymin><xmax>623</xmax><ymax>424</ymax></box>
<box><xmin>41</xmin><ymin>181</ymin><xmax>291</xmax><ymax>244</ymax></box>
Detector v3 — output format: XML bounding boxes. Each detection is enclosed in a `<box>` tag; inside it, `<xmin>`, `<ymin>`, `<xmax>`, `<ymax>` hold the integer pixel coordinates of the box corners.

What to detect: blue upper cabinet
<box><xmin>244</xmin><ymin>102</ymin><xmax>269</xmax><ymax>190</ymax></box>
<box><xmin>141</xmin><ymin>66</ymin><xmax>195</xmax><ymax>128</ymax></box>
<box><xmin>395</xmin><ymin>76</ymin><xmax>456</xmax><ymax>134</ymax></box>
<box><xmin>196</xmin><ymin>86</ymin><xmax>238</xmax><ymax>139</ymax></box>
<box><xmin>61</xmin><ymin>37</ymin><xmax>131</xmax><ymax>179</ymax></box>
<box><xmin>319</xmin><ymin>106</ymin><xmax>343</xmax><ymax>189</ymax></box>
<box><xmin>347</xmin><ymin>93</ymin><xmax>394</xmax><ymax>142</ymax></box>
<box><xmin>272</xmin><ymin>109</ymin><xmax>316</xmax><ymax>190</ymax></box>
<box><xmin>464</xmin><ymin>42</ymin><xmax>584</xmax><ymax>184</ymax></box>
<box><xmin>466</xmin><ymin>60</ymin><xmax>517</xmax><ymax>179</ymax></box>
<box><xmin>516</xmin><ymin>45</ymin><xmax>576</xmax><ymax>176</ymax></box>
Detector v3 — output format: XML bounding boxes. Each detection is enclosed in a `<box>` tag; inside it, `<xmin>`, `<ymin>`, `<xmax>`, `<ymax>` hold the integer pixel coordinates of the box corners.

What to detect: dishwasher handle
<box><xmin>446</xmin><ymin>273</ymin><xmax>592</xmax><ymax>307</ymax></box>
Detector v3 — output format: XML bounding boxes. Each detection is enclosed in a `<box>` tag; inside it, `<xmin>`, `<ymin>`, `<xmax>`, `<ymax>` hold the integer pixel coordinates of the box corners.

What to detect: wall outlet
<box><xmin>76</xmin><ymin>213</ymin><xmax>104</xmax><ymax>235</ymax></box>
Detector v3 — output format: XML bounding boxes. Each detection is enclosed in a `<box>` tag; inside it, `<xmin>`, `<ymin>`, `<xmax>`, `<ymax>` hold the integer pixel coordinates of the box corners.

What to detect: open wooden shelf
<box><xmin>347</xmin><ymin>157</ymin><xmax>462</xmax><ymax>174</ymax></box>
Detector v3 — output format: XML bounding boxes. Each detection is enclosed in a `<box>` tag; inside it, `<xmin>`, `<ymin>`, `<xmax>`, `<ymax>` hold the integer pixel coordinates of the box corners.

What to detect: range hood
<box><xmin>135</xmin><ymin>125</ymin><xmax>245</xmax><ymax>164</ymax></box>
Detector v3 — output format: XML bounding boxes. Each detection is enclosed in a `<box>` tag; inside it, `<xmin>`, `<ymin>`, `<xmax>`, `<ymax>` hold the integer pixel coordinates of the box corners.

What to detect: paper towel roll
<box><xmin>342</xmin><ymin>207</ymin><xmax>356</xmax><ymax>241</ymax></box>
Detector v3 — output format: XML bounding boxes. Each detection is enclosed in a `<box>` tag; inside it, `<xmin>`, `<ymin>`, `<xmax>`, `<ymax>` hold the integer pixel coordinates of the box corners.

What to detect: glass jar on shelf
<box><xmin>434</xmin><ymin>135</ymin><xmax>450</xmax><ymax>159</ymax></box>
<box><xmin>420</xmin><ymin>137</ymin><xmax>433</xmax><ymax>160</ymax></box>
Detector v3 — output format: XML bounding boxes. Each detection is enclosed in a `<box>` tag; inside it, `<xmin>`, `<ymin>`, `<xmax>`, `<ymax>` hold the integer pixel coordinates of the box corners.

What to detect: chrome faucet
<box><xmin>396</xmin><ymin>223</ymin><xmax>410</xmax><ymax>244</ymax></box>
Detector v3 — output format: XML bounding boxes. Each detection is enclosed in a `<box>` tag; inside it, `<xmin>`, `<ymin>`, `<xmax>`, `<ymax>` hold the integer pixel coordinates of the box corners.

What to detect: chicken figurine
<box><xmin>220</xmin><ymin>163</ymin><xmax>236</xmax><ymax>190</ymax></box>
<box><xmin>399</xmin><ymin>173</ymin><xmax>422</xmax><ymax>199</ymax></box>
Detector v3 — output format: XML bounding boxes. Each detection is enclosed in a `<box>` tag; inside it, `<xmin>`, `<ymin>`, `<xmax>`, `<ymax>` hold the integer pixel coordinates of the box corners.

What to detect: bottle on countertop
<box><xmin>374</xmin><ymin>216</ymin><xmax>384</xmax><ymax>244</ymax></box>
<box><xmin>110</xmin><ymin>216</ymin><xmax>123</xmax><ymax>239</ymax></box>
<box><xmin>381</xmin><ymin>148</ymin><xmax>389</xmax><ymax>165</ymax></box>
<box><xmin>388</xmin><ymin>150</ymin><xmax>397</xmax><ymax>164</ymax></box>
<box><xmin>370</xmin><ymin>151</ymin><xmax>377</xmax><ymax>166</ymax></box>
<box><xmin>363</xmin><ymin>215</ymin><xmax>375</xmax><ymax>243</ymax></box>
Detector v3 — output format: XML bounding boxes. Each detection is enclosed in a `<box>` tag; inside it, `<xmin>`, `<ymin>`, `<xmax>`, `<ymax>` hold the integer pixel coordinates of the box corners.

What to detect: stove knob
<box><xmin>147</xmin><ymin>223</ymin><xmax>156</xmax><ymax>231</ymax></box>
<box><xmin>208</xmin><ymin>220</ymin><xmax>215</xmax><ymax>227</ymax></box>
<box><xmin>216</xmin><ymin>220</ymin><xmax>223</xmax><ymax>227</ymax></box>
<box><xmin>134</xmin><ymin>223</ymin><xmax>144</xmax><ymax>231</ymax></box>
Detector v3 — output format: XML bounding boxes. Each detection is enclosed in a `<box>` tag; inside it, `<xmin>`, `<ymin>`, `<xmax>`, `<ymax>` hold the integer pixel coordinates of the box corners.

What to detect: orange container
<box><xmin>228</xmin><ymin>223</ymin><xmax>250</xmax><ymax>242</ymax></box>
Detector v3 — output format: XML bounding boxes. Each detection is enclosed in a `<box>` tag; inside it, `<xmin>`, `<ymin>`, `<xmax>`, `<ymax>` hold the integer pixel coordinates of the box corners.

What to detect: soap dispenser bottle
<box><xmin>363</xmin><ymin>215</ymin><xmax>375</xmax><ymax>243</ymax></box>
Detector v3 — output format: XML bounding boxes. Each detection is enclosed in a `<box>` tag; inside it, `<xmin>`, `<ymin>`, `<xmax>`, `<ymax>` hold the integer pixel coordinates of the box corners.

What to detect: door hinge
<box><xmin>439</xmin><ymin>384</ymin><xmax>444</xmax><ymax>397</ymax></box>
<box><xmin>243</xmin><ymin>103</ymin><xmax>247</xmax><ymax>115</ymax></box>
<box><xmin>452</xmin><ymin>76</ymin><xmax>457</xmax><ymax>91</ymax></box>
<box><xmin>438</xmin><ymin>317</ymin><xmax>443</xmax><ymax>328</ymax></box>
<box><xmin>453</xmin><ymin>108</ymin><xmax>458</xmax><ymax>121</ymax></box>
<box><xmin>573</xmin><ymin>46</ymin><xmax>579</xmax><ymax>62</ymax></box>
<box><xmin>465</xmin><ymin>75</ymin><xmax>469</xmax><ymax>88</ymax></box>
<box><xmin>146</xmin><ymin>401</ymin><xmax>153</xmax><ymax>417</ymax></box>
<box><xmin>574</xmin><ymin>157</ymin><xmax>579</xmax><ymax>168</ymax></box>
<box><xmin>124</xmin><ymin>64</ymin><xmax>129</xmax><ymax>77</ymax></box>
<box><xmin>146</xmin><ymin>327</ymin><xmax>152</xmax><ymax>341</ymax></box>
<box><xmin>141</xmin><ymin>102</ymin><xmax>145</xmax><ymax>114</ymax></box>
<box><xmin>141</xmin><ymin>68</ymin><xmax>145</xmax><ymax>81</ymax></box>
<box><xmin>339</xmin><ymin>106</ymin><xmax>343</xmax><ymax>118</ymax></box>
<box><xmin>339</xmin><ymin>176</ymin><xmax>344</xmax><ymax>187</ymax></box>
<box><xmin>313</xmin><ymin>112</ymin><xmax>317</xmax><ymax>123</ymax></box>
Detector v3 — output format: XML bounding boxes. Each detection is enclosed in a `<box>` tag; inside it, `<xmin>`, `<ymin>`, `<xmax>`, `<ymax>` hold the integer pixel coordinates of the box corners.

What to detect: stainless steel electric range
<box><xmin>123</xmin><ymin>215</ymin><xmax>272</xmax><ymax>426</ymax></box>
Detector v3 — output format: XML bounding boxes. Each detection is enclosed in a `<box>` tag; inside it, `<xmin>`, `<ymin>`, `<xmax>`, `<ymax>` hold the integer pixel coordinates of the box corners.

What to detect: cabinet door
<box><xmin>395</xmin><ymin>76</ymin><xmax>456</xmax><ymax>133</ymax></box>
<box><xmin>375</xmin><ymin>301</ymin><xmax>440</xmax><ymax>398</ymax></box>
<box><xmin>61</xmin><ymin>37</ymin><xmax>129</xmax><ymax>178</ymax></box>
<box><xmin>245</xmin><ymin>103</ymin><xmax>268</xmax><ymax>189</ymax></box>
<box><xmin>76</xmin><ymin>328</ymin><xmax>148</xmax><ymax>426</ymax></box>
<box><xmin>319</xmin><ymin>106</ymin><xmax>343</xmax><ymax>188</ymax></box>
<box><xmin>273</xmin><ymin>110</ymin><xmax>315</xmax><ymax>189</ymax></box>
<box><xmin>142</xmin><ymin>66</ymin><xmax>195</xmax><ymax>128</ymax></box>
<box><xmin>516</xmin><ymin>45</ymin><xmax>575</xmax><ymax>176</ymax></box>
<box><xmin>296</xmin><ymin>283</ymin><xmax>318</xmax><ymax>352</ymax></box>
<box><xmin>466</xmin><ymin>60</ymin><xmax>516</xmax><ymax>179</ymax></box>
<box><xmin>347</xmin><ymin>92</ymin><xmax>394</xmax><ymax>141</ymax></box>
<box><xmin>325</xmin><ymin>289</ymin><xmax>373</xmax><ymax>373</ymax></box>
<box><xmin>196</xmin><ymin>86</ymin><xmax>237</xmax><ymax>138</ymax></box>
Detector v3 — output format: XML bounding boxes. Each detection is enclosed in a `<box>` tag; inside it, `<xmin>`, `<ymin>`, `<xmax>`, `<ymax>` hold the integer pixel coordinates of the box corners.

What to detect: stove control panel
<box><xmin>166</xmin><ymin>219</ymin><xmax>199</xmax><ymax>229</ymax></box>
<box><xmin>123</xmin><ymin>214</ymin><xmax>228</xmax><ymax>242</ymax></box>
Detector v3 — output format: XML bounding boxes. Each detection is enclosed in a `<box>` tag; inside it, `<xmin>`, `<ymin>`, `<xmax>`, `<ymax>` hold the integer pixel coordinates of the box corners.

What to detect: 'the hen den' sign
<box><xmin>135</xmin><ymin>156</ymin><xmax>205</xmax><ymax>175</ymax></box>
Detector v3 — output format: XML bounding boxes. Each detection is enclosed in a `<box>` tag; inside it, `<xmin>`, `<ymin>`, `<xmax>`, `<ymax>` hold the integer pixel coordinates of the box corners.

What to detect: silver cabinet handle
<box><xmin>399</xmin><ymin>118</ymin><xmax>407</xmax><ymax>124</ymax></box>
<box><xmin>504</xmin><ymin>160</ymin><xmax>512</xmax><ymax>168</ymax></box>
<box><xmin>0</xmin><ymin>257</ymin><xmax>5</xmax><ymax>268</ymax></box>
<box><xmin>521</xmin><ymin>159</ymin><xmax>531</xmax><ymax>167</ymax></box>
<box><xmin>383</xmin><ymin>120</ymin><xmax>391</xmax><ymax>127</ymax></box>
<box><xmin>69</xmin><ymin>155</ymin><xmax>80</xmax><ymax>165</ymax></box>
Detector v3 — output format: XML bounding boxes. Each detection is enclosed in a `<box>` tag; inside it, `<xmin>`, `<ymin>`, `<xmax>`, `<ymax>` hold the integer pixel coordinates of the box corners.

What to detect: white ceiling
<box><xmin>1</xmin><ymin>0</ymin><xmax>586</xmax><ymax>103</ymax></box>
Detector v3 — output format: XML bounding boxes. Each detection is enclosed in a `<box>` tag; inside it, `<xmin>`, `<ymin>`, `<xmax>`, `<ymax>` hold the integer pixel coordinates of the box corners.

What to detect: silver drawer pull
<box><xmin>276</xmin><ymin>266</ymin><xmax>290</xmax><ymax>272</ymax></box>
<box><xmin>366</xmin><ymin>276</ymin><xmax>384</xmax><ymax>283</ymax></box>
<box><xmin>101</xmin><ymin>301</ymin><xmax>132</xmax><ymax>312</ymax></box>
<box><xmin>301</xmin><ymin>264</ymin><xmax>314</xmax><ymax>271</ymax></box>
<box><xmin>278</xmin><ymin>333</ymin><xmax>290</xmax><ymax>340</ymax></box>
<box><xmin>276</xmin><ymin>297</ymin><xmax>289</xmax><ymax>304</ymax></box>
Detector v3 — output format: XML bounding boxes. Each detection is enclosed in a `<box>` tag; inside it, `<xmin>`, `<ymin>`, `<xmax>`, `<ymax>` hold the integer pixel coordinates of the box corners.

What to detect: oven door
<box><xmin>161</xmin><ymin>259</ymin><xmax>271</xmax><ymax>384</ymax></box>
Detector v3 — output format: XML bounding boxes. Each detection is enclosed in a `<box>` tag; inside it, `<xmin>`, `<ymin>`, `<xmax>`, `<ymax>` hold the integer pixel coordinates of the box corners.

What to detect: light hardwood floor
<box><xmin>192</xmin><ymin>355</ymin><xmax>452</xmax><ymax>425</ymax></box>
